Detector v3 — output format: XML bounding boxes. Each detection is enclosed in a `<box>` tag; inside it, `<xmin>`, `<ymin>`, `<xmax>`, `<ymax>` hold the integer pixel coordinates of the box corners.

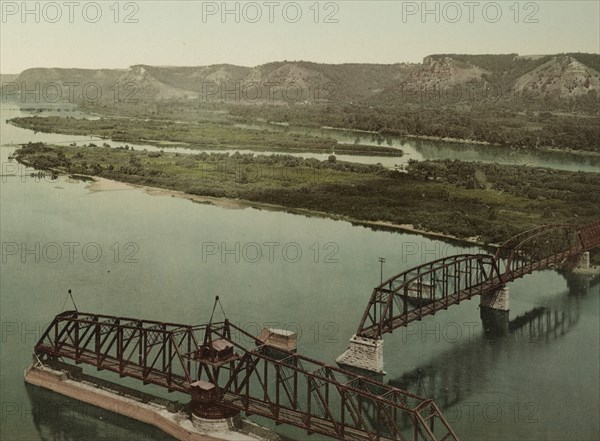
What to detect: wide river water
<box><xmin>1</xmin><ymin>101</ymin><xmax>598</xmax><ymax>441</ymax></box>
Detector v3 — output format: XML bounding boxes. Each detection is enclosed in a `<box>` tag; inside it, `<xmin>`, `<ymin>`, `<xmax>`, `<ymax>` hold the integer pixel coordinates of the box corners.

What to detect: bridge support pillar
<box><xmin>336</xmin><ymin>334</ymin><xmax>384</xmax><ymax>374</ymax></box>
<box><xmin>480</xmin><ymin>286</ymin><xmax>509</xmax><ymax>336</ymax></box>
<box><xmin>480</xmin><ymin>307</ymin><xmax>509</xmax><ymax>337</ymax></box>
<box><xmin>574</xmin><ymin>251</ymin><xmax>591</xmax><ymax>271</ymax></box>
<box><xmin>480</xmin><ymin>286</ymin><xmax>509</xmax><ymax>311</ymax></box>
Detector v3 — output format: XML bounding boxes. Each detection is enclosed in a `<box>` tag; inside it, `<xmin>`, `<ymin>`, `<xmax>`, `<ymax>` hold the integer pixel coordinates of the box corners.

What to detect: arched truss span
<box><xmin>356</xmin><ymin>221</ymin><xmax>600</xmax><ymax>339</ymax></box>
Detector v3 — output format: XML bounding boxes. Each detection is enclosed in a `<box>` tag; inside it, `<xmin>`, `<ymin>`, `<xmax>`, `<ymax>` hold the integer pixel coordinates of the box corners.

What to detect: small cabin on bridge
<box><xmin>257</xmin><ymin>328</ymin><xmax>297</xmax><ymax>352</ymax></box>
<box><xmin>197</xmin><ymin>339</ymin><xmax>235</xmax><ymax>363</ymax></box>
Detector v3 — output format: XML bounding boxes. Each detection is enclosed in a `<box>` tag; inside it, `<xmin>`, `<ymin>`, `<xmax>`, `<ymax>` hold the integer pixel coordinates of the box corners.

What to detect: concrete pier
<box><xmin>577</xmin><ymin>251</ymin><xmax>591</xmax><ymax>270</ymax></box>
<box><xmin>336</xmin><ymin>334</ymin><xmax>385</xmax><ymax>374</ymax></box>
<box><xmin>480</xmin><ymin>307</ymin><xmax>509</xmax><ymax>337</ymax></box>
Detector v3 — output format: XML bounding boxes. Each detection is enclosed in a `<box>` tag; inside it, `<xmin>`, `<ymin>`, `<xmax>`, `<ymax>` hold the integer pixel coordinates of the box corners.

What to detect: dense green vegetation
<box><xmin>76</xmin><ymin>97</ymin><xmax>600</xmax><ymax>154</ymax></box>
<box><xmin>15</xmin><ymin>143</ymin><xmax>600</xmax><ymax>244</ymax></box>
<box><xmin>8</xmin><ymin>116</ymin><xmax>403</xmax><ymax>157</ymax></box>
<box><xmin>226</xmin><ymin>103</ymin><xmax>600</xmax><ymax>152</ymax></box>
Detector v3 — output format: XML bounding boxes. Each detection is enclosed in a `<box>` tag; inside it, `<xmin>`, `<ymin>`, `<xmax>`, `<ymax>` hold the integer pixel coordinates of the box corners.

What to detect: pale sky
<box><xmin>1</xmin><ymin>0</ymin><xmax>599</xmax><ymax>73</ymax></box>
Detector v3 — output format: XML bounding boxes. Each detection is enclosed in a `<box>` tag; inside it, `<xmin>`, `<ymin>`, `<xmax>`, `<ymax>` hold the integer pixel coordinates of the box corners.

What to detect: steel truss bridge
<box><xmin>30</xmin><ymin>222</ymin><xmax>599</xmax><ymax>441</ymax></box>
<box><xmin>34</xmin><ymin>312</ymin><xmax>458</xmax><ymax>441</ymax></box>
<box><xmin>354</xmin><ymin>221</ymin><xmax>600</xmax><ymax>340</ymax></box>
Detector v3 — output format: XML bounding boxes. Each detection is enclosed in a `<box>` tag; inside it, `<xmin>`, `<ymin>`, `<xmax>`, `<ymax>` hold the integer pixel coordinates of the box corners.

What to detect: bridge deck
<box><xmin>223</xmin><ymin>393</ymin><xmax>402</xmax><ymax>441</ymax></box>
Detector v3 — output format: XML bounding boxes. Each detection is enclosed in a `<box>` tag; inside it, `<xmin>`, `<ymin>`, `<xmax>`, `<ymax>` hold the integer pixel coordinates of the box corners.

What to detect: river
<box><xmin>0</xmin><ymin>101</ymin><xmax>598</xmax><ymax>441</ymax></box>
<box><xmin>234</xmin><ymin>122</ymin><xmax>600</xmax><ymax>173</ymax></box>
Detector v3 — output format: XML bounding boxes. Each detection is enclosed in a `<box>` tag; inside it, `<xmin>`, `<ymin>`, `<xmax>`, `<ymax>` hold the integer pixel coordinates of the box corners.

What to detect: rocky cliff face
<box><xmin>402</xmin><ymin>55</ymin><xmax>490</xmax><ymax>90</ymax></box>
<box><xmin>512</xmin><ymin>55</ymin><xmax>600</xmax><ymax>98</ymax></box>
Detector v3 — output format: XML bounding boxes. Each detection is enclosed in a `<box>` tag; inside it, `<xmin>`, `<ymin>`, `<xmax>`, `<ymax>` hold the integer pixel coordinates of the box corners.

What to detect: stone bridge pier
<box><xmin>480</xmin><ymin>286</ymin><xmax>510</xmax><ymax>337</ymax></box>
<box><xmin>573</xmin><ymin>251</ymin><xmax>591</xmax><ymax>272</ymax></box>
<box><xmin>336</xmin><ymin>334</ymin><xmax>385</xmax><ymax>374</ymax></box>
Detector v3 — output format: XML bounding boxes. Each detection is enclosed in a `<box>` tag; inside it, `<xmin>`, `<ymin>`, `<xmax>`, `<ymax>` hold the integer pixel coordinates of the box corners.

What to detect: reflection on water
<box><xmin>386</xmin><ymin>273</ymin><xmax>598</xmax><ymax>440</ymax></box>
<box><xmin>25</xmin><ymin>384</ymin><xmax>176</xmax><ymax>441</ymax></box>
<box><xmin>304</xmin><ymin>275</ymin><xmax>595</xmax><ymax>441</ymax></box>
<box><xmin>391</xmin><ymin>295</ymin><xmax>582</xmax><ymax>402</ymax></box>
<box><xmin>21</xmin><ymin>271</ymin><xmax>594</xmax><ymax>441</ymax></box>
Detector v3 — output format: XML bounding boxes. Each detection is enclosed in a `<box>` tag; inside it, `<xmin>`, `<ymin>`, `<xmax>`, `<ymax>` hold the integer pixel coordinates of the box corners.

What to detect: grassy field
<box><xmin>15</xmin><ymin>142</ymin><xmax>600</xmax><ymax>245</ymax></box>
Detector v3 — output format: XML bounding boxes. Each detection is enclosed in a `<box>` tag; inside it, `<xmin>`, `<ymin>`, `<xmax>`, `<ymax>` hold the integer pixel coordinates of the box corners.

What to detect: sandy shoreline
<box><xmin>86</xmin><ymin>175</ymin><xmax>489</xmax><ymax>247</ymax></box>
<box><xmin>87</xmin><ymin>177</ymin><xmax>135</xmax><ymax>192</ymax></box>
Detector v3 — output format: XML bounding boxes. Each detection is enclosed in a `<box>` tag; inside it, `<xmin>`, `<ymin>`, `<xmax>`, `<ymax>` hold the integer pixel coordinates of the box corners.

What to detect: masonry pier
<box><xmin>336</xmin><ymin>334</ymin><xmax>385</xmax><ymax>374</ymax></box>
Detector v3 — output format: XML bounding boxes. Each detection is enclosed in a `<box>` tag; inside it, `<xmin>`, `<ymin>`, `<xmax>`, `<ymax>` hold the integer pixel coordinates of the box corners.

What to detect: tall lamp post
<box><xmin>376</xmin><ymin>257</ymin><xmax>386</xmax><ymax>326</ymax></box>
<box><xmin>378</xmin><ymin>257</ymin><xmax>386</xmax><ymax>285</ymax></box>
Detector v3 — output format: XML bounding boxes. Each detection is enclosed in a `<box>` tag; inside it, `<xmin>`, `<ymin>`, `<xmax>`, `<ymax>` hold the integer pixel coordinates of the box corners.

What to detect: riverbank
<box><xmin>385</xmin><ymin>133</ymin><xmax>600</xmax><ymax>158</ymax></box>
<box><xmin>84</xmin><ymin>102</ymin><xmax>600</xmax><ymax>157</ymax></box>
<box><xmin>225</xmin><ymin>103</ymin><xmax>600</xmax><ymax>154</ymax></box>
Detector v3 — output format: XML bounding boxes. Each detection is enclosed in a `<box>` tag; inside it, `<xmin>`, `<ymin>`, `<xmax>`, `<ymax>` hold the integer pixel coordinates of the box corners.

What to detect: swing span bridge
<box><xmin>32</xmin><ymin>312</ymin><xmax>458</xmax><ymax>441</ymax></box>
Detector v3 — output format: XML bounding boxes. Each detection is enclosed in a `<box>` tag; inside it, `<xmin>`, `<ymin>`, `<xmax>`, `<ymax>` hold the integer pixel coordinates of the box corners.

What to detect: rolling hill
<box><xmin>2</xmin><ymin>53</ymin><xmax>598</xmax><ymax>106</ymax></box>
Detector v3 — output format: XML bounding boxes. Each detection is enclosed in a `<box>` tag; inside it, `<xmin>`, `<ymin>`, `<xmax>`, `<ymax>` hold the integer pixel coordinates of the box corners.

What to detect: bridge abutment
<box><xmin>190</xmin><ymin>414</ymin><xmax>238</xmax><ymax>432</ymax></box>
<box><xmin>336</xmin><ymin>334</ymin><xmax>385</xmax><ymax>374</ymax></box>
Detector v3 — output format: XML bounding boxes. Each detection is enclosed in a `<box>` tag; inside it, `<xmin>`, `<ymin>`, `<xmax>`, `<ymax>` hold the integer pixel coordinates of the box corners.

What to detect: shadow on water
<box><xmin>385</xmin><ymin>273</ymin><xmax>597</xmax><ymax>422</ymax></box>
<box><xmin>334</xmin><ymin>273</ymin><xmax>599</xmax><ymax>440</ymax></box>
